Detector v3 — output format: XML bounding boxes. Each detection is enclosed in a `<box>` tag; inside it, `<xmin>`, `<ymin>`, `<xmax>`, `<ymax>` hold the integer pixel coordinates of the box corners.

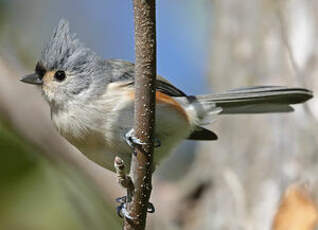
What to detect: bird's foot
<box><xmin>124</xmin><ymin>128</ymin><xmax>161</xmax><ymax>150</ymax></box>
<box><xmin>146</xmin><ymin>202</ymin><xmax>155</xmax><ymax>213</ymax></box>
<box><xmin>116</xmin><ymin>196</ymin><xmax>133</xmax><ymax>219</ymax></box>
<box><xmin>124</xmin><ymin>128</ymin><xmax>146</xmax><ymax>148</ymax></box>
<box><xmin>115</xmin><ymin>196</ymin><xmax>155</xmax><ymax>219</ymax></box>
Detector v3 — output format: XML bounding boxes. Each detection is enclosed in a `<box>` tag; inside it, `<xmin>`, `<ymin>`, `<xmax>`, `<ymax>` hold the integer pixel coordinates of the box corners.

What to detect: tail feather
<box><xmin>195</xmin><ymin>86</ymin><xmax>313</xmax><ymax>114</ymax></box>
<box><xmin>184</xmin><ymin>86</ymin><xmax>313</xmax><ymax>141</ymax></box>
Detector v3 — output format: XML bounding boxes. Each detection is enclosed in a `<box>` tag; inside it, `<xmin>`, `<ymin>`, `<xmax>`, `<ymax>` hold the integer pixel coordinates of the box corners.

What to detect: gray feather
<box><xmin>40</xmin><ymin>19</ymin><xmax>99</xmax><ymax>73</ymax></box>
<box><xmin>104</xmin><ymin>59</ymin><xmax>186</xmax><ymax>96</ymax></box>
<box><xmin>195</xmin><ymin>86</ymin><xmax>313</xmax><ymax>114</ymax></box>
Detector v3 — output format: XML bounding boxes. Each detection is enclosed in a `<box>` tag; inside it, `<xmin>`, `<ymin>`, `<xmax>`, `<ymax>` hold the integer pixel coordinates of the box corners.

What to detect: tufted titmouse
<box><xmin>21</xmin><ymin>20</ymin><xmax>313</xmax><ymax>172</ymax></box>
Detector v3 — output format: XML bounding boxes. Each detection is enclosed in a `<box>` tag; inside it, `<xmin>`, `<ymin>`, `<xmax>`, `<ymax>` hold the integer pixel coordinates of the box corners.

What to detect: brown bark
<box><xmin>123</xmin><ymin>0</ymin><xmax>157</xmax><ymax>229</ymax></box>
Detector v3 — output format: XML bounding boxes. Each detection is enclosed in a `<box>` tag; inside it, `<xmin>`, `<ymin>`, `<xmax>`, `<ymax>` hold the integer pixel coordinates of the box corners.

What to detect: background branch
<box><xmin>124</xmin><ymin>0</ymin><xmax>157</xmax><ymax>229</ymax></box>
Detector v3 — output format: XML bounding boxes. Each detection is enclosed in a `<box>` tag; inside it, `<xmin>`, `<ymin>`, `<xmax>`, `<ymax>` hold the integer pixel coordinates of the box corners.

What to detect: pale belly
<box><xmin>52</xmin><ymin>84</ymin><xmax>193</xmax><ymax>172</ymax></box>
<box><xmin>60</xmin><ymin>104</ymin><xmax>192</xmax><ymax>172</ymax></box>
<box><xmin>66</xmin><ymin>114</ymin><xmax>192</xmax><ymax>172</ymax></box>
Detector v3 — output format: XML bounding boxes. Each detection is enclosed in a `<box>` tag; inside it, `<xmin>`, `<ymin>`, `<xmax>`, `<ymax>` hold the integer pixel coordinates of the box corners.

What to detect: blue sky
<box><xmin>51</xmin><ymin>0</ymin><xmax>214</xmax><ymax>95</ymax></box>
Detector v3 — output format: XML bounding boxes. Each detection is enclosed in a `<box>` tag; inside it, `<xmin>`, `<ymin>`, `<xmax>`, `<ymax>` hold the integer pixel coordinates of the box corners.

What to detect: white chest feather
<box><xmin>51</xmin><ymin>82</ymin><xmax>193</xmax><ymax>172</ymax></box>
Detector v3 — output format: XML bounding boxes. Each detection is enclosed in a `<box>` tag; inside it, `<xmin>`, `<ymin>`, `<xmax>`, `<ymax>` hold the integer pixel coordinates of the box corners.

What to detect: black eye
<box><xmin>54</xmin><ymin>70</ymin><xmax>66</xmax><ymax>81</ymax></box>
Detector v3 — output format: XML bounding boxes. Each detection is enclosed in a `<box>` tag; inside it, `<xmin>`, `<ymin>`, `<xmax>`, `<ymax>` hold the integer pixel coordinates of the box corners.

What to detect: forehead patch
<box><xmin>42</xmin><ymin>71</ymin><xmax>55</xmax><ymax>84</ymax></box>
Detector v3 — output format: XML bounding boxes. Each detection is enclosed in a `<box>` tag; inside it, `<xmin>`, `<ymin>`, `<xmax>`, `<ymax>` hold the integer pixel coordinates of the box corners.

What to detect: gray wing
<box><xmin>105</xmin><ymin>59</ymin><xmax>217</xmax><ymax>141</ymax></box>
<box><xmin>105</xmin><ymin>59</ymin><xmax>186</xmax><ymax>96</ymax></box>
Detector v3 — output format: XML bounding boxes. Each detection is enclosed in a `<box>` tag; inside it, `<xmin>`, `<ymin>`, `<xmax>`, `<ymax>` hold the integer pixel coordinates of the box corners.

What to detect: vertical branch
<box><xmin>124</xmin><ymin>0</ymin><xmax>156</xmax><ymax>229</ymax></box>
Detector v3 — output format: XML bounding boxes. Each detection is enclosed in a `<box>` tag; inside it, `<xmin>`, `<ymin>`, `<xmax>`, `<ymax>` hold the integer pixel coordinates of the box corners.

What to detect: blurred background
<box><xmin>0</xmin><ymin>0</ymin><xmax>317</xmax><ymax>229</ymax></box>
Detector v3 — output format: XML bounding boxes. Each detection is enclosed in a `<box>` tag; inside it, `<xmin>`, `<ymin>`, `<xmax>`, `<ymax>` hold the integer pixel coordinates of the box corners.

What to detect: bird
<box><xmin>21</xmin><ymin>19</ymin><xmax>313</xmax><ymax>174</ymax></box>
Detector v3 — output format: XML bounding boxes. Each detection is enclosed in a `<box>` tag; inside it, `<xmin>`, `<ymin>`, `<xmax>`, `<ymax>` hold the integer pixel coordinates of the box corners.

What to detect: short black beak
<box><xmin>20</xmin><ymin>73</ymin><xmax>43</xmax><ymax>85</ymax></box>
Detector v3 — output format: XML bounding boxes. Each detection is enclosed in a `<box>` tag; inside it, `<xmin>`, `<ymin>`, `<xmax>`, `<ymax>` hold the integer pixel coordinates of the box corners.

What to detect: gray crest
<box><xmin>39</xmin><ymin>19</ymin><xmax>98</xmax><ymax>73</ymax></box>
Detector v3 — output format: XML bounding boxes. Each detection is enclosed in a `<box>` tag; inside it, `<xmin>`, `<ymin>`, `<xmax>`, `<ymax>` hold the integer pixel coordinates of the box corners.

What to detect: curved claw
<box><xmin>116</xmin><ymin>203</ymin><xmax>134</xmax><ymax>220</ymax></box>
<box><xmin>116</xmin><ymin>196</ymin><xmax>155</xmax><ymax>218</ymax></box>
<box><xmin>121</xmin><ymin>203</ymin><xmax>134</xmax><ymax>220</ymax></box>
<box><xmin>116</xmin><ymin>196</ymin><xmax>127</xmax><ymax>204</ymax></box>
<box><xmin>116</xmin><ymin>196</ymin><xmax>134</xmax><ymax>219</ymax></box>
<box><xmin>116</xmin><ymin>203</ymin><xmax>124</xmax><ymax>218</ymax></box>
<box><xmin>125</xmin><ymin>128</ymin><xmax>161</xmax><ymax>149</ymax></box>
<box><xmin>124</xmin><ymin>129</ymin><xmax>146</xmax><ymax>148</ymax></box>
<box><xmin>147</xmin><ymin>202</ymin><xmax>155</xmax><ymax>213</ymax></box>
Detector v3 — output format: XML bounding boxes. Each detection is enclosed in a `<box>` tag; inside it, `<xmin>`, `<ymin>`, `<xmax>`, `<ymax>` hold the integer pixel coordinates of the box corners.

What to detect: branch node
<box><xmin>114</xmin><ymin>156</ymin><xmax>134</xmax><ymax>191</ymax></box>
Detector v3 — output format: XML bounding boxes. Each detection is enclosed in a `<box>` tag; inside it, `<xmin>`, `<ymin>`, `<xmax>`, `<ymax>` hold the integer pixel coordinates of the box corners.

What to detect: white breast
<box><xmin>51</xmin><ymin>82</ymin><xmax>193</xmax><ymax>172</ymax></box>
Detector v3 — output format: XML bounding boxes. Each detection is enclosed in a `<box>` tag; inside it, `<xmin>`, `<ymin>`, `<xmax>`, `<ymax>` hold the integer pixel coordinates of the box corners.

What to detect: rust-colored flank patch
<box><xmin>128</xmin><ymin>90</ymin><xmax>189</xmax><ymax>121</ymax></box>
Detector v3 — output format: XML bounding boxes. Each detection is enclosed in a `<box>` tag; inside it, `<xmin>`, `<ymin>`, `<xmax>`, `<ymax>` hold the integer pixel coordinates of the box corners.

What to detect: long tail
<box><xmin>195</xmin><ymin>86</ymin><xmax>313</xmax><ymax>114</ymax></box>
<box><xmin>183</xmin><ymin>86</ymin><xmax>313</xmax><ymax>141</ymax></box>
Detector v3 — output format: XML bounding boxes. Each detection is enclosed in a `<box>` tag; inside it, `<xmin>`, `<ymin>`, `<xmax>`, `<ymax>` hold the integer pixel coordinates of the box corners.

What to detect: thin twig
<box><xmin>123</xmin><ymin>0</ymin><xmax>157</xmax><ymax>229</ymax></box>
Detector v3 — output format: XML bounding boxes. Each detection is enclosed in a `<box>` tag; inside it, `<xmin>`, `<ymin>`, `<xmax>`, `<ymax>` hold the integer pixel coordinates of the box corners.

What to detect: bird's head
<box><xmin>21</xmin><ymin>19</ymin><xmax>103</xmax><ymax>109</ymax></box>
